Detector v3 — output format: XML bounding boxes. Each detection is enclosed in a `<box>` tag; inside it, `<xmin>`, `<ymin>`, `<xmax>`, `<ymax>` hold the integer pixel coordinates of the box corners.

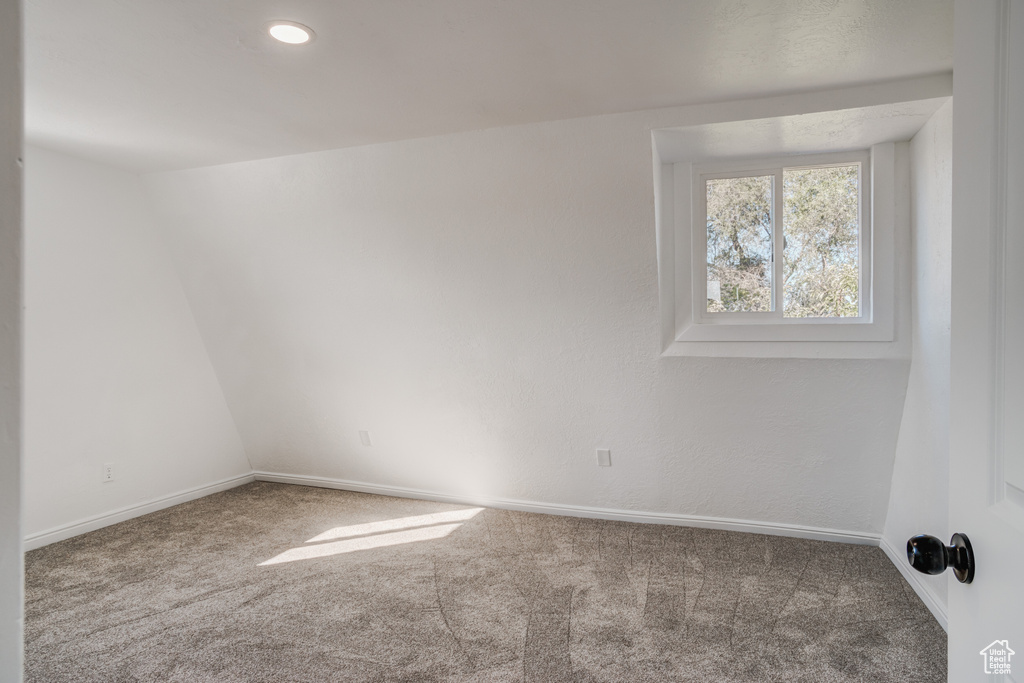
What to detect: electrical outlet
<box><xmin>597</xmin><ymin>449</ymin><xmax>611</xmax><ymax>467</ymax></box>
<box><xmin>103</xmin><ymin>463</ymin><xmax>115</xmax><ymax>482</ymax></box>
<box><xmin>359</xmin><ymin>430</ymin><xmax>372</xmax><ymax>447</ymax></box>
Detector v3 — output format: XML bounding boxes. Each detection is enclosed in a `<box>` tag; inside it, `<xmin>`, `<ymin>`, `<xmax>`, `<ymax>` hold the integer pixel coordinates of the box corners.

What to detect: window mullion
<box><xmin>772</xmin><ymin>169</ymin><xmax>785</xmax><ymax>319</ymax></box>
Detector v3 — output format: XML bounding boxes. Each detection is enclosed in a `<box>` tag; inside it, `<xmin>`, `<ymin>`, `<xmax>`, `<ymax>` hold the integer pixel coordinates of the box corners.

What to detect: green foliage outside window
<box><xmin>705</xmin><ymin>164</ymin><xmax>859</xmax><ymax>318</ymax></box>
<box><xmin>782</xmin><ymin>166</ymin><xmax>859</xmax><ymax>318</ymax></box>
<box><xmin>706</xmin><ymin>175</ymin><xmax>773</xmax><ymax>312</ymax></box>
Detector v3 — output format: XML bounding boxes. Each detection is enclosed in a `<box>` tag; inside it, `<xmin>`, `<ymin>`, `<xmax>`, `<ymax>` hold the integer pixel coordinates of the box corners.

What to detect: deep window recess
<box><xmin>653</xmin><ymin>97</ymin><xmax>939</xmax><ymax>358</ymax></box>
<box><xmin>697</xmin><ymin>152</ymin><xmax>869</xmax><ymax>324</ymax></box>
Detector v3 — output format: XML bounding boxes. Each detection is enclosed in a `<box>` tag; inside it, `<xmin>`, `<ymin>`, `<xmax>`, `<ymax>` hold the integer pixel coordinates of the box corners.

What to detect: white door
<box><xmin>950</xmin><ymin>0</ymin><xmax>1024</xmax><ymax>680</ymax></box>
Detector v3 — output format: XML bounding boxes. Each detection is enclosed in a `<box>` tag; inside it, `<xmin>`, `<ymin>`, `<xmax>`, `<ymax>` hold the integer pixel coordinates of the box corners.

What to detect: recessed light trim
<box><xmin>268</xmin><ymin>21</ymin><xmax>315</xmax><ymax>45</ymax></box>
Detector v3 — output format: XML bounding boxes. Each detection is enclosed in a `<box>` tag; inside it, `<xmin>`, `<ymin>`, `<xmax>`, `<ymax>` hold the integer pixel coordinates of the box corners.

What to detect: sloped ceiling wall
<box><xmin>23</xmin><ymin>147</ymin><xmax>251</xmax><ymax>537</ymax></box>
<box><xmin>143</xmin><ymin>95</ymin><xmax>917</xmax><ymax>534</ymax></box>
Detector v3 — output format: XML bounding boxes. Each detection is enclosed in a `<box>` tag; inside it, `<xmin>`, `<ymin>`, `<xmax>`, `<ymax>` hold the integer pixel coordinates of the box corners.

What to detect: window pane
<box><xmin>782</xmin><ymin>165</ymin><xmax>859</xmax><ymax>318</ymax></box>
<box><xmin>706</xmin><ymin>175</ymin><xmax>773</xmax><ymax>313</ymax></box>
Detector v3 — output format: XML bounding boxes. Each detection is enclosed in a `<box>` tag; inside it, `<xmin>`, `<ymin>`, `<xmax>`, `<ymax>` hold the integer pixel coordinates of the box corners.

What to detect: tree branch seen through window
<box><xmin>704</xmin><ymin>164</ymin><xmax>860</xmax><ymax>318</ymax></box>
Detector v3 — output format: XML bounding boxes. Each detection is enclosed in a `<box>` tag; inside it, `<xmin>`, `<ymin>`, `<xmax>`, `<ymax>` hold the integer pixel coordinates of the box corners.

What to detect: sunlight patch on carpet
<box><xmin>259</xmin><ymin>507</ymin><xmax>484</xmax><ymax>565</ymax></box>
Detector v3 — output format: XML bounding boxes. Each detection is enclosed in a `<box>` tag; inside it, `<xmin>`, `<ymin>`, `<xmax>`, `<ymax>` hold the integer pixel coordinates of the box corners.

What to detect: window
<box><xmin>657</xmin><ymin>142</ymin><xmax>900</xmax><ymax>354</ymax></box>
<box><xmin>697</xmin><ymin>151</ymin><xmax>870</xmax><ymax>324</ymax></box>
<box><xmin>652</xmin><ymin>94</ymin><xmax>945</xmax><ymax>358</ymax></box>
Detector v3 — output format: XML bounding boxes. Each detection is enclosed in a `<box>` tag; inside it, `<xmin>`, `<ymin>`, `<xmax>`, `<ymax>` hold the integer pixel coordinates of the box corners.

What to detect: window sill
<box><xmin>675</xmin><ymin>318</ymin><xmax>892</xmax><ymax>343</ymax></box>
<box><xmin>658</xmin><ymin>338</ymin><xmax>907</xmax><ymax>360</ymax></box>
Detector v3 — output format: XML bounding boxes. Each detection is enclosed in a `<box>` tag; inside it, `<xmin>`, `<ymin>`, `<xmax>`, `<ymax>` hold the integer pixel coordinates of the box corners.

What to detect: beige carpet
<box><xmin>24</xmin><ymin>482</ymin><xmax>945</xmax><ymax>682</ymax></box>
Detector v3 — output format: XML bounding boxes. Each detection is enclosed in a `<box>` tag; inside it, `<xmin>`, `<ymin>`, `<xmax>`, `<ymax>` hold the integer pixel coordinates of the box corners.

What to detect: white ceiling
<box><xmin>25</xmin><ymin>0</ymin><xmax>953</xmax><ymax>171</ymax></box>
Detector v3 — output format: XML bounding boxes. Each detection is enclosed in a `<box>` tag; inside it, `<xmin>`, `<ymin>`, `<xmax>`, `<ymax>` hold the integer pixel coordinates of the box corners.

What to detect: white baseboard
<box><xmin>23</xmin><ymin>473</ymin><xmax>256</xmax><ymax>551</ymax></box>
<box><xmin>21</xmin><ymin>468</ymin><xmax>947</xmax><ymax>632</ymax></box>
<box><xmin>879</xmin><ymin>535</ymin><xmax>948</xmax><ymax>631</ymax></box>
<box><xmin>253</xmin><ymin>471</ymin><xmax>881</xmax><ymax>546</ymax></box>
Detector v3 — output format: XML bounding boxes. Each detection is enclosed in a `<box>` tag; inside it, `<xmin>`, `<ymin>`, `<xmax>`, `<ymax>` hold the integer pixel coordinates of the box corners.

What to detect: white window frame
<box><xmin>694</xmin><ymin>150</ymin><xmax>871</xmax><ymax>326</ymax></box>
<box><xmin>673</xmin><ymin>143</ymin><xmax>895</xmax><ymax>345</ymax></box>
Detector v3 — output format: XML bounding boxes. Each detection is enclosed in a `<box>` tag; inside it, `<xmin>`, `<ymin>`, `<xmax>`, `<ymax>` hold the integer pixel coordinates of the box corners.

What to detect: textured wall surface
<box><xmin>882</xmin><ymin>101</ymin><xmax>952</xmax><ymax>612</ymax></box>
<box><xmin>143</xmin><ymin>99</ymin><xmax>914</xmax><ymax>535</ymax></box>
<box><xmin>22</xmin><ymin>146</ymin><xmax>251</xmax><ymax>536</ymax></box>
<box><xmin>0</xmin><ymin>0</ymin><xmax>23</xmax><ymax>677</ymax></box>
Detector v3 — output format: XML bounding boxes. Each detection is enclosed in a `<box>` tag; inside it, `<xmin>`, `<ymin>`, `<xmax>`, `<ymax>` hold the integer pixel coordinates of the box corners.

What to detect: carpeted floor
<box><xmin>24</xmin><ymin>482</ymin><xmax>945</xmax><ymax>682</ymax></box>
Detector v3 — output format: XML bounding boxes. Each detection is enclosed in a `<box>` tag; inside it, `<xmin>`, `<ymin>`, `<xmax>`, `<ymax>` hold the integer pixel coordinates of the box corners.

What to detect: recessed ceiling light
<box><xmin>268</xmin><ymin>21</ymin><xmax>315</xmax><ymax>45</ymax></box>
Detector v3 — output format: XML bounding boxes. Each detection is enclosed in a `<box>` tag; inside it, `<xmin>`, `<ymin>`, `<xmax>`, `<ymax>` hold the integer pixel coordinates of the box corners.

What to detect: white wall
<box><xmin>143</xmin><ymin>91</ymin><xmax>923</xmax><ymax>536</ymax></box>
<box><xmin>0</xmin><ymin>0</ymin><xmax>23</xmax><ymax>678</ymax></box>
<box><xmin>881</xmin><ymin>101</ymin><xmax>953</xmax><ymax>624</ymax></box>
<box><xmin>23</xmin><ymin>146</ymin><xmax>251</xmax><ymax>538</ymax></box>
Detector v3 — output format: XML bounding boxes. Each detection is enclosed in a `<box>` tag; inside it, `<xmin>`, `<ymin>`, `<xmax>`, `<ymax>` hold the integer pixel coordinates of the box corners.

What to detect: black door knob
<box><xmin>906</xmin><ymin>533</ymin><xmax>975</xmax><ymax>584</ymax></box>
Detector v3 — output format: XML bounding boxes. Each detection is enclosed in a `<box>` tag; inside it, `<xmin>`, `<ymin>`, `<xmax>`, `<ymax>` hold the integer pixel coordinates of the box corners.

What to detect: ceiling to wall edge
<box><xmin>23</xmin><ymin>73</ymin><xmax>952</xmax><ymax>175</ymax></box>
